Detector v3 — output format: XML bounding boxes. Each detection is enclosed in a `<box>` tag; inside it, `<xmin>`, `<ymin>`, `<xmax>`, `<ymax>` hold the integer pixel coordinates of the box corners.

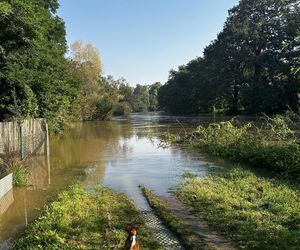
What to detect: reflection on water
<box><xmin>0</xmin><ymin>112</ymin><xmax>240</xmax><ymax>245</ymax></box>
<box><xmin>100</xmin><ymin>136</ymin><xmax>221</xmax><ymax>210</ymax></box>
<box><xmin>0</xmin><ymin>191</ymin><xmax>13</xmax><ymax>216</ymax></box>
<box><xmin>0</xmin><ymin>155</ymin><xmax>51</xmax><ymax>244</ymax></box>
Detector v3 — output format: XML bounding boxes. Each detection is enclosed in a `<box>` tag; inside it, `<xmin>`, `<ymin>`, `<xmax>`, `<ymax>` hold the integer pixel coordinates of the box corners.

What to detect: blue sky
<box><xmin>58</xmin><ymin>0</ymin><xmax>239</xmax><ymax>86</ymax></box>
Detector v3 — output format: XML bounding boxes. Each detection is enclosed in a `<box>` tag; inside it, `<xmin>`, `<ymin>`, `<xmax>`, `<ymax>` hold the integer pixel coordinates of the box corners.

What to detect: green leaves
<box><xmin>0</xmin><ymin>0</ymin><xmax>73</xmax><ymax>132</ymax></box>
<box><xmin>0</xmin><ymin>2</ymin><xmax>12</xmax><ymax>16</ymax></box>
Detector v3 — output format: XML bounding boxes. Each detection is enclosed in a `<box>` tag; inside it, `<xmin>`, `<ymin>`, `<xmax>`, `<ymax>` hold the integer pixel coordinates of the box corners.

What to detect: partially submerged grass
<box><xmin>177</xmin><ymin>168</ymin><xmax>300</xmax><ymax>249</ymax></box>
<box><xmin>0</xmin><ymin>153</ymin><xmax>29</xmax><ymax>186</ymax></box>
<box><xmin>11</xmin><ymin>185</ymin><xmax>161</xmax><ymax>250</ymax></box>
<box><xmin>141</xmin><ymin>186</ymin><xmax>211</xmax><ymax>250</ymax></box>
<box><xmin>166</xmin><ymin>116</ymin><xmax>300</xmax><ymax>181</ymax></box>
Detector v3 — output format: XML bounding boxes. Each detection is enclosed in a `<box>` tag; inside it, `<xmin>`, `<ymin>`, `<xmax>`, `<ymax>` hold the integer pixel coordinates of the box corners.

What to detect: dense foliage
<box><xmin>11</xmin><ymin>185</ymin><xmax>161</xmax><ymax>249</ymax></box>
<box><xmin>177</xmin><ymin>168</ymin><xmax>300</xmax><ymax>249</ymax></box>
<box><xmin>0</xmin><ymin>0</ymin><xmax>75</xmax><ymax>132</ymax></box>
<box><xmin>159</xmin><ymin>0</ymin><xmax>300</xmax><ymax>115</ymax></box>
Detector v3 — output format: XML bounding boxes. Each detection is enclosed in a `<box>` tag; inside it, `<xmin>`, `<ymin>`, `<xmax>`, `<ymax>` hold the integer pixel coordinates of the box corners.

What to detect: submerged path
<box><xmin>141</xmin><ymin>209</ymin><xmax>184</xmax><ymax>250</ymax></box>
<box><xmin>164</xmin><ymin>195</ymin><xmax>235</xmax><ymax>250</ymax></box>
<box><xmin>136</xmin><ymin>192</ymin><xmax>184</xmax><ymax>250</ymax></box>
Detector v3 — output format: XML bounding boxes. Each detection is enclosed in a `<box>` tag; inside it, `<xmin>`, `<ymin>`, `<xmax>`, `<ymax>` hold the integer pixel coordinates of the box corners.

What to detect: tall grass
<box><xmin>183</xmin><ymin>116</ymin><xmax>300</xmax><ymax>181</ymax></box>
<box><xmin>0</xmin><ymin>153</ymin><xmax>29</xmax><ymax>186</ymax></box>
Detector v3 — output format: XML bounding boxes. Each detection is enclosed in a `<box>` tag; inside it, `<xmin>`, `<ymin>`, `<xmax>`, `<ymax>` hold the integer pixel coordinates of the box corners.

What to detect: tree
<box><xmin>226</xmin><ymin>0</ymin><xmax>300</xmax><ymax>113</ymax></box>
<box><xmin>158</xmin><ymin>0</ymin><xmax>300</xmax><ymax>115</ymax></box>
<box><xmin>158</xmin><ymin>58</ymin><xmax>210</xmax><ymax>114</ymax></box>
<box><xmin>148</xmin><ymin>82</ymin><xmax>161</xmax><ymax>111</ymax></box>
<box><xmin>131</xmin><ymin>84</ymin><xmax>150</xmax><ymax>112</ymax></box>
<box><xmin>0</xmin><ymin>0</ymin><xmax>73</xmax><ymax>131</ymax></box>
<box><xmin>69</xmin><ymin>40</ymin><xmax>103</xmax><ymax>120</ymax></box>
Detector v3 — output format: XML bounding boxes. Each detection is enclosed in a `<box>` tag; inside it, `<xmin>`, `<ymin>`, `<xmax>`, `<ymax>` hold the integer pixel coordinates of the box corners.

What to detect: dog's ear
<box><xmin>126</xmin><ymin>225</ymin><xmax>131</xmax><ymax>232</ymax></box>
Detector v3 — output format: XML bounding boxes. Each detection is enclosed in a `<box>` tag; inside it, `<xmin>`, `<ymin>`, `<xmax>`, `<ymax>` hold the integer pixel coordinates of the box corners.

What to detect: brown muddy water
<box><xmin>0</xmin><ymin>112</ymin><xmax>237</xmax><ymax>247</ymax></box>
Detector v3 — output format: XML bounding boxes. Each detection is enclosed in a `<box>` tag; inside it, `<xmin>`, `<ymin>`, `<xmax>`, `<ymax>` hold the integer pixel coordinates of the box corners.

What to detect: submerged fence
<box><xmin>0</xmin><ymin>119</ymin><xmax>49</xmax><ymax>159</ymax></box>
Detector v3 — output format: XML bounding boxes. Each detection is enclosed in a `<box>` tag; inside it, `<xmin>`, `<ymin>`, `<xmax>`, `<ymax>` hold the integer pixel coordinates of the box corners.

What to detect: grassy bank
<box><xmin>177</xmin><ymin>168</ymin><xmax>300</xmax><ymax>249</ymax></box>
<box><xmin>141</xmin><ymin>186</ymin><xmax>209</xmax><ymax>250</ymax></box>
<box><xmin>168</xmin><ymin>117</ymin><xmax>300</xmax><ymax>181</ymax></box>
<box><xmin>11</xmin><ymin>185</ymin><xmax>161</xmax><ymax>250</ymax></box>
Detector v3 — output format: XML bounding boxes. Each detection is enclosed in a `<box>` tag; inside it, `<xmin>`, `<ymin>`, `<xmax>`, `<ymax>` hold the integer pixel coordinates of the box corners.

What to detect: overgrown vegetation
<box><xmin>158</xmin><ymin>0</ymin><xmax>300</xmax><ymax>115</ymax></box>
<box><xmin>0</xmin><ymin>153</ymin><xmax>29</xmax><ymax>186</ymax></box>
<box><xmin>177</xmin><ymin>168</ymin><xmax>300</xmax><ymax>249</ymax></box>
<box><xmin>282</xmin><ymin>110</ymin><xmax>300</xmax><ymax>132</ymax></box>
<box><xmin>174</xmin><ymin>116</ymin><xmax>300</xmax><ymax>181</ymax></box>
<box><xmin>11</xmin><ymin>185</ymin><xmax>161</xmax><ymax>250</ymax></box>
<box><xmin>141</xmin><ymin>186</ymin><xmax>209</xmax><ymax>250</ymax></box>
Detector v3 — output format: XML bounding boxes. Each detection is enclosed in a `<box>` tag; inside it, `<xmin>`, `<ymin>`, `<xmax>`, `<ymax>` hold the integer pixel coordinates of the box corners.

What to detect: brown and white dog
<box><xmin>124</xmin><ymin>226</ymin><xmax>140</xmax><ymax>250</ymax></box>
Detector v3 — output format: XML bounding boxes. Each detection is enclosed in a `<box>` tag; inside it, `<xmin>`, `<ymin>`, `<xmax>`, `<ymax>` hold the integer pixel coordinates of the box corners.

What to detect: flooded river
<box><xmin>0</xmin><ymin>112</ymin><xmax>234</xmax><ymax>246</ymax></box>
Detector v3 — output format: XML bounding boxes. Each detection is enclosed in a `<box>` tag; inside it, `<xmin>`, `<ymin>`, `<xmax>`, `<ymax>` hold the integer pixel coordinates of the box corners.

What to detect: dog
<box><xmin>124</xmin><ymin>226</ymin><xmax>140</xmax><ymax>250</ymax></box>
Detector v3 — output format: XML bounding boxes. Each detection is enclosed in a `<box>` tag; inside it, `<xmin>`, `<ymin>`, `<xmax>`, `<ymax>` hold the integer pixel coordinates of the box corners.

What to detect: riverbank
<box><xmin>177</xmin><ymin>168</ymin><xmax>300</xmax><ymax>249</ymax></box>
<box><xmin>11</xmin><ymin>185</ymin><xmax>161</xmax><ymax>250</ymax></box>
<box><xmin>163</xmin><ymin>116</ymin><xmax>300</xmax><ymax>181</ymax></box>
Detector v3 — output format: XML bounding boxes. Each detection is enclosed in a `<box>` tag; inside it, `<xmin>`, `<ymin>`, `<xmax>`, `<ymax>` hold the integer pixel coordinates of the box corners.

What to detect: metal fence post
<box><xmin>44</xmin><ymin>123</ymin><xmax>50</xmax><ymax>158</ymax></box>
<box><xmin>19</xmin><ymin>123</ymin><xmax>24</xmax><ymax>160</ymax></box>
<box><xmin>44</xmin><ymin>122</ymin><xmax>51</xmax><ymax>185</ymax></box>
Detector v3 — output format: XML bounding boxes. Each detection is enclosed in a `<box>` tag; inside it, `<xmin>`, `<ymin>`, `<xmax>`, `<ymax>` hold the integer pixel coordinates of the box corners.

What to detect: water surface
<box><xmin>0</xmin><ymin>112</ymin><xmax>234</xmax><ymax>245</ymax></box>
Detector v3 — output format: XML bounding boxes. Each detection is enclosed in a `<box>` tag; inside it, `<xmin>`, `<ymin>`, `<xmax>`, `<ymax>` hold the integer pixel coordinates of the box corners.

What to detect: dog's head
<box><xmin>127</xmin><ymin>226</ymin><xmax>139</xmax><ymax>236</ymax></box>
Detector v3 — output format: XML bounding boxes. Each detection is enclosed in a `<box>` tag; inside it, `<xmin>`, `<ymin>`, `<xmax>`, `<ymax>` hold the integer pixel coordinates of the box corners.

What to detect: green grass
<box><xmin>141</xmin><ymin>186</ymin><xmax>211</xmax><ymax>250</ymax></box>
<box><xmin>177</xmin><ymin>168</ymin><xmax>300</xmax><ymax>250</ymax></box>
<box><xmin>10</xmin><ymin>163</ymin><xmax>29</xmax><ymax>186</ymax></box>
<box><xmin>11</xmin><ymin>185</ymin><xmax>161</xmax><ymax>250</ymax></box>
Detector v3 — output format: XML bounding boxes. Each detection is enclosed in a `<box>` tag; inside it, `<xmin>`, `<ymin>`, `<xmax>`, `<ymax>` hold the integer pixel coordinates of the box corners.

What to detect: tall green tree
<box><xmin>148</xmin><ymin>82</ymin><xmax>161</xmax><ymax>111</ymax></box>
<box><xmin>227</xmin><ymin>0</ymin><xmax>300</xmax><ymax>113</ymax></box>
<box><xmin>158</xmin><ymin>0</ymin><xmax>300</xmax><ymax>115</ymax></box>
<box><xmin>0</xmin><ymin>0</ymin><xmax>73</xmax><ymax>131</ymax></box>
<box><xmin>69</xmin><ymin>40</ymin><xmax>103</xmax><ymax>121</ymax></box>
<box><xmin>132</xmin><ymin>84</ymin><xmax>150</xmax><ymax>112</ymax></box>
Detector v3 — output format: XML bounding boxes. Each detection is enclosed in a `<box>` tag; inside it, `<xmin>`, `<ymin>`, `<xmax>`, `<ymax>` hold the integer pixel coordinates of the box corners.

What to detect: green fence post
<box><xmin>19</xmin><ymin>124</ymin><xmax>24</xmax><ymax>160</ymax></box>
